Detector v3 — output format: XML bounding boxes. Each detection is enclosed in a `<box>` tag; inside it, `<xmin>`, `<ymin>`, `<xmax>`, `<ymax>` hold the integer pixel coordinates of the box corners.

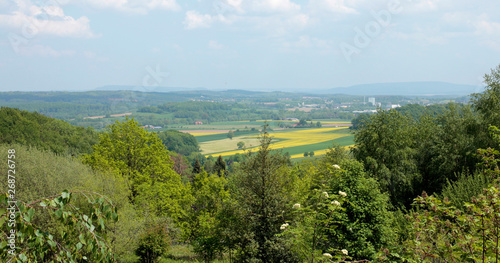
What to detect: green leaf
<box><xmin>99</xmin><ymin>218</ymin><xmax>105</xmax><ymax>230</ymax></box>
<box><xmin>47</xmin><ymin>240</ymin><xmax>57</xmax><ymax>248</ymax></box>
<box><xmin>40</xmin><ymin>201</ymin><xmax>47</xmax><ymax>207</ymax></box>
<box><xmin>61</xmin><ymin>190</ymin><xmax>70</xmax><ymax>200</ymax></box>
<box><xmin>54</xmin><ymin>209</ymin><xmax>62</xmax><ymax>218</ymax></box>
<box><xmin>112</xmin><ymin>212</ymin><xmax>118</xmax><ymax>222</ymax></box>
<box><xmin>79</xmin><ymin>234</ymin><xmax>86</xmax><ymax>245</ymax></box>
<box><xmin>76</xmin><ymin>242</ymin><xmax>83</xmax><ymax>251</ymax></box>
<box><xmin>28</xmin><ymin>208</ymin><xmax>35</xmax><ymax>219</ymax></box>
<box><xmin>19</xmin><ymin>254</ymin><xmax>27</xmax><ymax>262</ymax></box>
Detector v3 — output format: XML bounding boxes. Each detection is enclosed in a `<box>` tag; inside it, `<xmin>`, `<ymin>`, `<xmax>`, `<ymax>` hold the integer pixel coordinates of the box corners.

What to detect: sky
<box><xmin>0</xmin><ymin>0</ymin><xmax>499</xmax><ymax>92</ymax></box>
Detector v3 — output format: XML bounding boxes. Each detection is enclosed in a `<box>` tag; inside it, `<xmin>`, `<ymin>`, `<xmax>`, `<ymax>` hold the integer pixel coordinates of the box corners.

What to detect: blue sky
<box><xmin>0</xmin><ymin>0</ymin><xmax>499</xmax><ymax>92</ymax></box>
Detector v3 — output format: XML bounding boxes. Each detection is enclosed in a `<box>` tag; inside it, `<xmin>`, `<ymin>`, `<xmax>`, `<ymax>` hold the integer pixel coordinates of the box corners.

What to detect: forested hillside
<box><xmin>2</xmin><ymin>65</ymin><xmax>500</xmax><ymax>262</ymax></box>
<box><xmin>0</xmin><ymin>107</ymin><xmax>99</xmax><ymax>155</ymax></box>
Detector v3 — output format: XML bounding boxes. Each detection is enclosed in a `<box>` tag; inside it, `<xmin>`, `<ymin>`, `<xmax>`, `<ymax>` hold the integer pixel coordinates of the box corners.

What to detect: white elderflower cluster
<box><xmin>323</xmin><ymin>253</ymin><xmax>333</xmax><ymax>258</ymax></box>
<box><xmin>293</xmin><ymin>203</ymin><xmax>301</xmax><ymax>209</ymax></box>
<box><xmin>331</xmin><ymin>200</ymin><xmax>340</xmax><ymax>206</ymax></box>
<box><xmin>322</xmin><ymin>191</ymin><xmax>329</xmax><ymax>198</ymax></box>
<box><xmin>332</xmin><ymin>164</ymin><xmax>341</xmax><ymax>169</ymax></box>
<box><xmin>342</xmin><ymin>249</ymin><xmax>348</xmax><ymax>255</ymax></box>
<box><xmin>280</xmin><ymin>223</ymin><xmax>289</xmax><ymax>230</ymax></box>
<box><xmin>339</xmin><ymin>191</ymin><xmax>347</xmax><ymax>197</ymax></box>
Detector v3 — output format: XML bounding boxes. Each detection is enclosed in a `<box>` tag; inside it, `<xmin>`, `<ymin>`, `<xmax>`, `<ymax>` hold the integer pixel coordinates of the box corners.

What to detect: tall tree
<box><xmin>230</xmin><ymin>125</ymin><xmax>299</xmax><ymax>262</ymax></box>
<box><xmin>193</xmin><ymin>159</ymin><xmax>202</xmax><ymax>174</ymax></box>
<box><xmin>83</xmin><ymin>117</ymin><xmax>191</xmax><ymax>219</ymax></box>
<box><xmin>353</xmin><ymin>109</ymin><xmax>421</xmax><ymax>208</ymax></box>
<box><xmin>471</xmin><ymin>64</ymin><xmax>500</xmax><ymax>128</ymax></box>
<box><xmin>214</xmin><ymin>155</ymin><xmax>226</xmax><ymax>177</ymax></box>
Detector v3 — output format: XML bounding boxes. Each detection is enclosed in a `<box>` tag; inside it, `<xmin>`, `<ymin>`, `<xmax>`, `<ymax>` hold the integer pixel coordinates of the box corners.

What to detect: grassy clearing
<box><xmin>195</xmin><ymin>130</ymin><xmax>261</xmax><ymax>143</ymax></box>
<box><xmin>200</xmin><ymin>136</ymin><xmax>262</xmax><ymax>155</ymax></box>
<box><xmin>160</xmin><ymin>244</ymin><xmax>229</xmax><ymax>263</ymax></box>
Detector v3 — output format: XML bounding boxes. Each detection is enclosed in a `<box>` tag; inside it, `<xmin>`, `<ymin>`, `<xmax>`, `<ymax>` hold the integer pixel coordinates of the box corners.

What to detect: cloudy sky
<box><xmin>0</xmin><ymin>0</ymin><xmax>499</xmax><ymax>92</ymax></box>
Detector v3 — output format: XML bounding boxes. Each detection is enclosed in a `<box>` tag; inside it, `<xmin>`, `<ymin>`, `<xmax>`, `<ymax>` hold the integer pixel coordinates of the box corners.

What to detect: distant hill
<box><xmin>95</xmin><ymin>85</ymin><xmax>205</xmax><ymax>92</ymax></box>
<box><xmin>320</xmin><ymin>82</ymin><xmax>483</xmax><ymax>96</ymax></box>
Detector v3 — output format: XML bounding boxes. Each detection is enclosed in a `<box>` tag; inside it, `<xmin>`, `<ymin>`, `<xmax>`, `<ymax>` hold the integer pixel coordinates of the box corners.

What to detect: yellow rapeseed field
<box><xmin>289</xmin><ymin>145</ymin><xmax>353</xmax><ymax>159</ymax></box>
<box><xmin>208</xmin><ymin>127</ymin><xmax>350</xmax><ymax>157</ymax></box>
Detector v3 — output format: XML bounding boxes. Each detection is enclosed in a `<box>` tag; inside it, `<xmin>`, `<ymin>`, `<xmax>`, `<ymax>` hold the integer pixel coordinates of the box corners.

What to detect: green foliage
<box><xmin>228</xmin><ymin>126</ymin><xmax>300</xmax><ymax>262</ymax></box>
<box><xmin>350</xmin><ymin>113</ymin><xmax>371</xmax><ymax>130</ymax></box>
<box><xmin>353</xmin><ymin>109</ymin><xmax>421</xmax><ymax>208</ymax></box>
<box><xmin>0</xmin><ymin>144</ymin><xmax>146</xmax><ymax>262</ymax></box>
<box><xmin>182</xmin><ymin>171</ymin><xmax>230</xmax><ymax>262</ymax></box>
<box><xmin>395</xmin><ymin>103</ymin><xmax>447</xmax><ymax>120</ymax></box>
<box><xmin>0</xmin><ymin>107</ymin><xmax>99</xmax><ymax>155</ymax></box>
<box><xmin>353</xmin><ymin>103</ymin><xmax>488</xmax><ymax>208</ymax></box>
<box><xmin>440</xmin><ymin>171</ymin><xmax>492</xmax><ymax>209</ymax></box>
<box><xmin>214</xmin><ymin>156</ymin><xmax>226</xmax><ymax>177</ymax></box>
<box><xmin>294</xmin><ymin>146</ymin><xmax>395</xmax><ymax>261</ymax></box>
<box><xmin>422</xmin><ymin>104</ymin><xmax>485</xmax><ymax>191</ymax></box>
<box><xmin>237</xmin><ymin>141</ymin><xmax>245</xmax><ymax>149</ymax></box>
<box><xmin>135</xmin><ymin>220</ymin><xmax>171</xmax><ymax>263</ymax></box>
<box><xmin>0</xmin><ymin>191</ymin><xmax>118</xmax><ymax>262</ymax></box>
<box><xmin>227</xmin><ymin>131</ymin><xmax>234</xmax><ymax>140</ymax></box>
<box><xmin>157</xmin><ymin>130</ymin><xmax>200</xmax><ymax>157</ymax></box>
<box><xmin>471</xmin><ymin>64</ymin><xmax>500</xmax><ymax>128</ymax></box>
<box><xmin>280</xmin><ymin>186</ymin><xmax>350</xmax><ymax>262</ymax></box>
<box><xmin>323</xmin><ymin>159</ymin><xmax>395</xmax><ymax>260</ymax></box>
<box><xmin>193</xmin><ymin>159</ymin><xmax>202</xmax><ymax>174</ymax></box>
<box><xmin>83</xmin><ymin>117</ymin><xmax>191</xmax><ymax>219</ymax></box>
<box><xmin>389</xmin><ymin>186</ymin><xmax>500</xmax><ymax>262</ymax></box>
<box><xmin>379</xmin><ymin>124</ymin><xmax>500</xmax><ymax>262</ymax></box>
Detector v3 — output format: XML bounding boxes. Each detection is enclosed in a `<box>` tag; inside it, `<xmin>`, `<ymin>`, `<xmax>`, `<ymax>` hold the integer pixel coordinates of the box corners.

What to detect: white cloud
<box><xmin>472</xmin><ymin>15</ymin><xmax>500</xmax><ymax>52</ymax></box>
<box><xmin>208</xmin><ymin>40</ymin><xmax>224</xmax><ymax>49</ymax></box>
<box><xmin>407</xmin><ymin>0</ymin><xmax>452</xmax><ymax>12</ymax></box>
<box><xmin>17</xmin><ymin>44</ymin><xmax>75</xmax><ymax>57</ymax></box>
<box><xmin>213</xmin><ymin>0</ymin><xmax>300</xmax><ymax>15</ymax></box>
<box><xmin>213</xmin><ymin>0</ymin><xmax>245</xmax><ymax>15</ymax></box>
<box><xmin>0</xmin><ymin>2</ymin><xmax>96</xmax><ymax>38</ymax></box>
<box><xmin>308</xmin><ymin>0</ymin><xmax>358</xmax><ymax>14</ymax></box>
<box><xmin>72</xmin><ymin>0</ymin><xmax>180</xmax><ymax>14</ymax></box>
<box><xmin>183</xmin><ymin>10</ymin><xmax>233</xmax><ymax>29</ymax></box>
<box><xmin>251</xmin><ymin>0</ymin><xmax>300</xmax><ymax>13</ymax></box>
<box><xmin>440</xmin><ymin>12</ymin><xmax>500</xmax><ymax>51</ymax></box>
<box><xmin>146</xmin><ymin>0</ymin><xmax>180</xmax><ymax>11</ymax></box>
<box><xmin>474</xmin><ymin>15</ymin><xmax>500</xmax><ymax>36</ymax></box>
<box><xmin>184</xmin><ymin>10</ymin><xmax>214</xmax><ymax>29</ymax></box>
<box><xmin>323</xmin><ymin>0</ymin><xmax>357</xmax><ymax>14</ymax></box>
